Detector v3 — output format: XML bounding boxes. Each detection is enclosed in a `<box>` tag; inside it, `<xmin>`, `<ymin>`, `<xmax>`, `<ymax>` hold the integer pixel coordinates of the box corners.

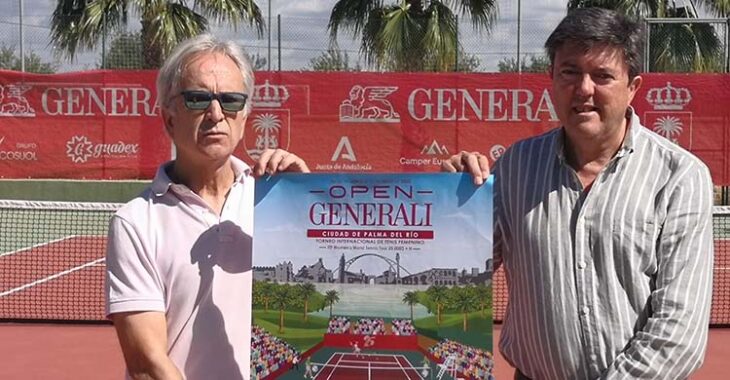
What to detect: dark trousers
<box><xmin>515</xmin><ymin>369</ymin><xmax>533</xmax><ymax>380</ymax></box>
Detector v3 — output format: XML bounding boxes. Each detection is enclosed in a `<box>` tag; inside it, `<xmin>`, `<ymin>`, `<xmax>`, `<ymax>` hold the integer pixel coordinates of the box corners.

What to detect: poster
<box><xmin>251</xmin><ymin>173</ymin><xmax>494</xmax><ymax>380</ymax></box>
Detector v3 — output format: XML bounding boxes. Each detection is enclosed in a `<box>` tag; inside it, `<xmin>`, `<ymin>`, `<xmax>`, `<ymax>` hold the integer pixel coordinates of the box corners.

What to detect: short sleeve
<box><xmin>105</xmin><ymin>215</ymin><xmax>166</xmax><ymax>317</ymax></box>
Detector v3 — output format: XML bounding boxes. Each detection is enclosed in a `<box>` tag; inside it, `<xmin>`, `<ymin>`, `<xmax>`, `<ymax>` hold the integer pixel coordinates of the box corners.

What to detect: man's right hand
<box><xmin>441</xmin><ymin>151</ymin><xmax>491</xmax><ymax>186</ymax></box>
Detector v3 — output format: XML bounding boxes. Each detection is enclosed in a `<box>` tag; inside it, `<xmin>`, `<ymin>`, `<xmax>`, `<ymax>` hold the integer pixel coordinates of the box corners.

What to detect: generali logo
<box><xmin>65</xmin><ymin>135</ymin><xmax>139</xmax><ymax>163</ymax></box>
<box><xmin>643</xmin><ymin>82</ymin><xmax>693</xmax><ymax>148</ymax></box>
<box><xmin>339</xmin><ymin>85</ymin><xmax>400</xmax><ymax>123</ymax></box>
<box><xmin>0</xmin><ymin>84</ymin><xmax>35</xmax><ymax>117</ymax></box>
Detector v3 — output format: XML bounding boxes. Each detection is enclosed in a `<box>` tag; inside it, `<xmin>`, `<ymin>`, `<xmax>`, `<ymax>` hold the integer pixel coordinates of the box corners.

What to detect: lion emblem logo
<box><xmin>339</xmin><ymin>85</ymin><xmax>400</xmax><ymax>123</ymax></box>
<box><xmin>0</xmin><ymin>84</ymin><xmax>35</xmax><ymax>117</ymax></box>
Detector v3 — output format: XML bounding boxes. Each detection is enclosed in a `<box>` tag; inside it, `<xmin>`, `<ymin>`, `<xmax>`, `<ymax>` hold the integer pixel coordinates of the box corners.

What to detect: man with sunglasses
<box><xmin>105</xmin><ymin>34</ymin><xmax>308</xmax><ymax>380</ymax></box>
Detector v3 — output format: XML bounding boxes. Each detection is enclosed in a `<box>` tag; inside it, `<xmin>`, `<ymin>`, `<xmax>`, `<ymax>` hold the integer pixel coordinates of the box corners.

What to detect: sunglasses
<box><xmin>180</xmin><ymin>90</ymin><xmax>248</xmax><ymax>112</ymax></box>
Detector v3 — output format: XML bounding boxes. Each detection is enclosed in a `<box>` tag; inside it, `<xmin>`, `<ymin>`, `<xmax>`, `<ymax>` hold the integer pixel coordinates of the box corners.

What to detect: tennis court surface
<box><xmin>0</xmin><ymin>200</ymin><xmax>118</xmax><ymax>321</ymax></box>
<box><xmin>313</xmin><ymin>352</ymin><xmax>425</xmax><ymax>380</ymax></box>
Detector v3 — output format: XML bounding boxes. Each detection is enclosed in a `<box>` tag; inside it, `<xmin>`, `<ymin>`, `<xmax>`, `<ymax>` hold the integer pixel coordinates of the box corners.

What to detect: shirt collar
<box><xmin>554</xmin><ymin>107</ymin><xmax>639</xmax><ymax>162</ymax></box>
<box><xmin>151</xmin><ymin>156</ymin><xmax>252</xmax><ymax>197</ymax></box>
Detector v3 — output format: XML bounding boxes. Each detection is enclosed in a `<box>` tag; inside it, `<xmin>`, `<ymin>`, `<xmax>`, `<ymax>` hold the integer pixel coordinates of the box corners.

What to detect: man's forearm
<box><xmin>127</xmin><ymin>352</ymin><xmax>183</xmax><ymax>380</ymax></box>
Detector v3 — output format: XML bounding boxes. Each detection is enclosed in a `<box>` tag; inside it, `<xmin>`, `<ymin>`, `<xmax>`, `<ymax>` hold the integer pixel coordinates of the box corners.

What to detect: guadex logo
<box><xmin>0</xmin><ymin>135</ymin><xmax>39</xmax><ymax>161</ymax></box>
<box><xmin>400</xmin><ymin>139</ymin><xmax>450</xmax><ymax>167</ymax></box>
<box><xmin>65</xmin><ymin>135</ymin><xmax>139</xmax><ymax>163</ymax></box>
<box><xmin>314</xmin><ymin>136</ymin><xmax>372</xmax><ymax>171</ymax></box>
<box><xmin>244</xmin><ymin>80</ymin><xmax>291</xmax><ymax>160</ymax></box>
<box><xmin>643</xmin><ymin>82</ymin><xmax>693</xmax><ymax>148</ymax></box>
<box><xmin>0</xmin><ymin>84</ymin><xmax>35</xmax><ymax>117</ymax></box>
<box><xmin>339</xmin><ymin>85</ymin><xmax>400</xmax><ymax>123</ymax></box>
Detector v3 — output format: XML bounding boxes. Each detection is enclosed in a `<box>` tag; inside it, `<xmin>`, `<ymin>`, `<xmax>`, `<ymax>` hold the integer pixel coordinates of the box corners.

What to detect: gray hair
<box><xmin>156</xmin><ymin>34</ymin><xmax>255</xmax><ymax>115</ymax></box>
<box><xmin>545</xmin><ymin>7</ymin><xmax>644</xmax><ymax>81</ymax></box>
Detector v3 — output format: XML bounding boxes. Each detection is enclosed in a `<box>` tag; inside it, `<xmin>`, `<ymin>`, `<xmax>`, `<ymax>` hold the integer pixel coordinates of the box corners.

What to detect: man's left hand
<box><xmin>254</xmin><ymin>149</ymin><xmax>310</xmax><ymax>176</ymax></box>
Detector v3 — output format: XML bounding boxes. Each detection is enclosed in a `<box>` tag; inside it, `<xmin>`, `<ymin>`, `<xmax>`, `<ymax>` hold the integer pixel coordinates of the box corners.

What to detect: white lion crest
<box><xmin>0</xmin><ymin>84</ymin><xmax>35</xmax><ymax>117</ymax></box>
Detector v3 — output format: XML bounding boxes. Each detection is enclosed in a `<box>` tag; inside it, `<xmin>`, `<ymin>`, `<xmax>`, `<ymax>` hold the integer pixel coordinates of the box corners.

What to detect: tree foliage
<box><xmin>567</xmin><ymin>0</ymin><xmax>728</xmax><ymax>72</ymax></box>
<box><xmin>328</xmin><ymin>0</ymin><xmax>498</xmax><ymax>72</ymax></box>
<box><xmin>309</xmin><ymin>47</ymin><xmax>361</xmax><ymax>71</ymax></box>
<box><xmin>497</xmin><ymin>54</ymin><xmax>550</xmax><ymax>73</ymax></box>
<box><xmin>51</xmin><ymin>0</ymin><xmax>264</xmax><ymax>69</ymax></box>
<box><xmin>100</xmin><ymin>32</ymin><xmax>144</xmax><ymax>69</ymax></box>
<box><xmin>0</xmin><ymin>44</ymin><xmax>56</xmax><ymax>74</ymax></box>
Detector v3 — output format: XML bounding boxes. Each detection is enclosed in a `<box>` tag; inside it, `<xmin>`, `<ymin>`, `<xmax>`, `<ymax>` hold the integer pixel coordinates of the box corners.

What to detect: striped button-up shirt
<box><xmin>494</xmin><ymin>110</ymin><xmax>713</xmax><ymax>380</ymax></box>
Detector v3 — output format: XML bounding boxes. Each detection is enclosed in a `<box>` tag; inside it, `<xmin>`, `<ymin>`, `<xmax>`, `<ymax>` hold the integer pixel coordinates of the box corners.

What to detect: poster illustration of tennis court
<box><xmin>252</xmin><ymin>173</ymin><xmax>494</xmax><ymax>380</ymax></box>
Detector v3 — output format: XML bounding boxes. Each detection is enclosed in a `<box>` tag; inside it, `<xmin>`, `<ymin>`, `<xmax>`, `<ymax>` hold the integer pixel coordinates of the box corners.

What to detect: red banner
<box><xmin>1</xmin><ymin>70</ymin><xmax>729</xmax><ymax>184</ymax></box>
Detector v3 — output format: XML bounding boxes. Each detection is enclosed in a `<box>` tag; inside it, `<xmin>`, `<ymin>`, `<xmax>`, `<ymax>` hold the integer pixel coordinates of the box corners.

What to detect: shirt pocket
<box><xmin>612</xmin><ymin>216</ymin><xmax>660</xmax><ymax>276</ymax></box>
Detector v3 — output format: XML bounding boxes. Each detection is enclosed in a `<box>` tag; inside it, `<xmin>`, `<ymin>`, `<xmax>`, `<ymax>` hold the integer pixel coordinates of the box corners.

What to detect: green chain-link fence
<box><xmin>3</xmin><ymin>2</ymin><xmax>726</xmax><ymax>74</ymax></box>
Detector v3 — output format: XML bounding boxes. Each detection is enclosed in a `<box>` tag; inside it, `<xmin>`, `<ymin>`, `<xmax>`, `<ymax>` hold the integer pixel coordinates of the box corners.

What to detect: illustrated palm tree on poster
<box><xmin>474</xmin><ymin>284</ymin><xmax>492</xmax><ymax>317</ymax></box>
<box><xmin>50</xmin><ymin>0</ymin><xmax>264</xmax><ymax>68</ymax></box>
<box><xmin>427</xmin><ymin>285</ymin><xmax>448</xmax><ymax>325</ymax></box>
<box><xmin>567</xmin><ymin>0</ymin><xmax>730</xmax><ymax>72</ymax></box>
<box><xmin>298</xmin><ymin>282</ymin><xmax>317</xmax><ymax>322</ymax></box>
<box><xmin>402</xmin><ymin>291</ymin><xmax>419</xmax><ymax>320</ymax></box>
<box><xmin>272</xmin><ymin>284</ymin><xmax>292</xmax><ymax>333</ymax></box>
<box><xmin>449</xmin><ymin>286</ymin><xmax>478</xmax><ymax>332</ymax></box>
<box><xmin>327</xmin><ymin>0</ymin><xmax>498</xmax><ymax>71</ymax></box>
<box><xmin>324</xmin><ymin>290</ymin><xmax>340</xmax><ymax>318</ymax></box>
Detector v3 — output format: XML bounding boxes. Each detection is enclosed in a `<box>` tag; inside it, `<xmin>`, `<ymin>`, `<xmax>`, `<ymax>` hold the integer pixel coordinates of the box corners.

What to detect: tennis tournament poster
<box><xmin>251</xmin><ymin>173</ymin><xmax>494</xmax><ymax>380</ymax></box>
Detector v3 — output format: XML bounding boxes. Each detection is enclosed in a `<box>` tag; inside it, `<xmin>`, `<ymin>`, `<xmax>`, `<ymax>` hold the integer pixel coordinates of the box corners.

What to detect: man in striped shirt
<box><xmin>443</xmin><ymin>7</ymin><xmax>713</xmax><ymax>380</ymax></box>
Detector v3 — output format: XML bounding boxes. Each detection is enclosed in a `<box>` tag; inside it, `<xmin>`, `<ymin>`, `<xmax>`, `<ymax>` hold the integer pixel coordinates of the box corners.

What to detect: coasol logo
<box><xmin>0</xmin><ymin>84</ymin><xmax>36</xmax><ymax>117</ymax></box>
<box><xmin>65</xmin><ymin>135</ymin><xmax>139</xmax><ymax>163</ymax></box>
<box><xmin>0</xmin><ymin>135</ymin><xmax>39</xmax><ymax>161</ymax></box>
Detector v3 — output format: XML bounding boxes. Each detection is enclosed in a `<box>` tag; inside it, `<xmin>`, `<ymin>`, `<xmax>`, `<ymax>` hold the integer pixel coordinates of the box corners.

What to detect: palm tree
<box><xmin>327</xmin><ymin>0</ymin><xmax>498</xmax><ymax>71</ymax></box>
<box><xmin>324</xmin><ymin>290</ymin><xmax>340</xmax><ymax>318</ymax></box>
<box><xmin>474</xmin><ymin>284</ymin><xmax>492</xmax><ymax>317</ymax></box>
<box><xmin>566</xmin><ymin>0</ymin><xmax>728</xmax><ymax>72</ymax></box>
<box><xmin>50</xmin><ymin>0</ymin><xmax>264</xmax><ymax>69</ymax></box>
<box><xmin>450</xmin><ymin>286</ymin><xmax>478</xmax><ymax>331</ymax></box>
<box><xmin>272</xmin><ymin>284</ymin><xmax>291</xmax><ymax>333</ymax></box>
<box><xmin>402</xmin><ymin>291</ymin><xmax>419</xmax><ymax>320</ymax></box>
<box><xmin>298</xmin><ymin>283</ymin><xmax>318</xmax><ymax>322</ymax></box>
<box><xmin>426</xmin><ymin>285</ymin><xmax>448</xmax><ymax>325</ymax></box>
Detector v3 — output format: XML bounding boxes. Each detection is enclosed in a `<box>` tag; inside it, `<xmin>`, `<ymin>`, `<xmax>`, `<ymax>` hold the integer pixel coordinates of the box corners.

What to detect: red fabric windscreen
<box><xmin>1</xmin><ymin>70</ymin><xmax>727</xmax><ymax>184</ymax></box>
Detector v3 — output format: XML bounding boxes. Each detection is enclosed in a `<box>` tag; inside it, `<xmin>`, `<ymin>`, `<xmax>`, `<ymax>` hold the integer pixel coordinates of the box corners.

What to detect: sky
<box><xmin>0</xmin><ymin>0</ymin><xmax>716</xmax><ymax>72</ymax></box>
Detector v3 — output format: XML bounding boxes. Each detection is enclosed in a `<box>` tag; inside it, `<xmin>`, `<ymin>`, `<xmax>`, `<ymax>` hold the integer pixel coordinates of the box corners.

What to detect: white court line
<box><xmin>325</xmin><ymin>353</ymin><xmax>344</xmax><ymax>380</ymax></box>
<box><xmin>0</xmin><ymin>258</ymin><xmax>105</xmax><ymax>298</ymax></box>
<box><xmin>313</xmin><ymin>352</ymin><xmax>340</xmax><ymax>380</ymax></box>
<box><xmin>393</xmin><ymin>355</ymin><xmax>421</xmax><ymax>380</ymax></box>
<box><xmin>0</xmin><ymin>235</ymin><xmax>79</xmax><ymax>258</ymax></box>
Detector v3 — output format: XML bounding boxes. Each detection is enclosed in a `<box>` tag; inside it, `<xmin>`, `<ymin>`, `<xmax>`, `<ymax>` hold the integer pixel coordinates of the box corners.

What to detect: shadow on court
<box><xmin>0</xmin><ymin>323</ymin><xmax>727</xmax><ymax>379</ymax></box>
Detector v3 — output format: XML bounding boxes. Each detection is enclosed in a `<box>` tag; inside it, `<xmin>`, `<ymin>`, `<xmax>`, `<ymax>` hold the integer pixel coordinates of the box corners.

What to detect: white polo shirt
<box><xmin>106</xmin><ymin>157</ymin><xmax>253</xmax><ymax>380</ymax></box>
